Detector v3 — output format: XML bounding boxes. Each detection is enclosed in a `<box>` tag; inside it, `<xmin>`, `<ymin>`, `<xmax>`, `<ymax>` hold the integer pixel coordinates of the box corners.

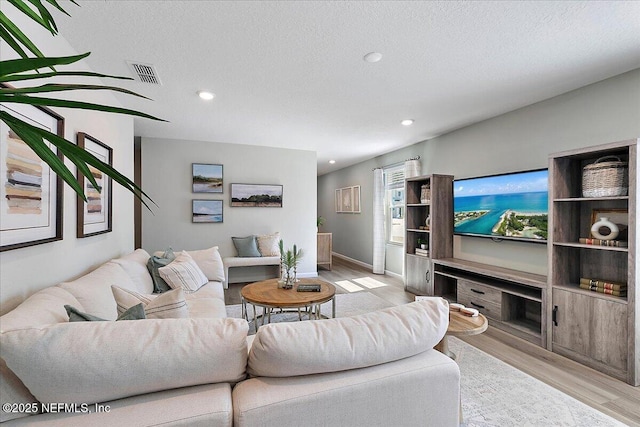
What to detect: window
<box><xmin>384</xmin><ymin>165</ymin><xmax>405</xmax><ymax>244</ymax></box>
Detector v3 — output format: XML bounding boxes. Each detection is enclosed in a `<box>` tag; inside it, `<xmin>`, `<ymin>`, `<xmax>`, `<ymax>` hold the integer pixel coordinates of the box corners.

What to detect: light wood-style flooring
<box><xmin>224</xmin><ymin>257</ymin><xmax>640</xmax><ymax>426</ymax></box>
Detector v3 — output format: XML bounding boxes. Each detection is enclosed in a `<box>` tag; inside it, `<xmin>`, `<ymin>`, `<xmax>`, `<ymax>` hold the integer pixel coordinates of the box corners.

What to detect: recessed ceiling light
<box><xmin>329</xmin><ymin>160</ymin><xmax>336</xmax><ymax>164</ymax></box>
<box><xmin>363</xmin><ymin>52</ymin><xmax>382</xmax><ymax>63</ymax></box>
<box><xmin>401</xmin><ymin>119</ymin><xmax>414</xmax><ymax>126</ymax></box>
<box><xmin>197</xmin><ymin>90</ymin><xmax>215</xmax><ymax>100</ymax></box>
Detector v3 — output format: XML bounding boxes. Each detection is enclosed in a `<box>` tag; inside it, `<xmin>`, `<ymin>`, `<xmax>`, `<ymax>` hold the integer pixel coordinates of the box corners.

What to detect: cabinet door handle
<box><xmin>470</xmin><ymin>301</ymin><xmax>485</xmax><ymax>309</ymax></box>
<box><xmin>425</xmin><ymin>270</ymin><xmax>430</xmax><ymax>283</ymax></box>
<box><xmin>470</xmin><ymin>288</ymin><xmax>485</xmax><ymax>295</ymax></box>
<box><xmin>552</xmin><ymin>305</ymin><xmax>558</xmax><ymax>326</ymax></box>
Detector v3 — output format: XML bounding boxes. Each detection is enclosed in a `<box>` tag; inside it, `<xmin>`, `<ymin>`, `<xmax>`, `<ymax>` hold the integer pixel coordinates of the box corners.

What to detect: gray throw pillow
<box><xmin>65</xmin><ymin>304</ymin><xmax>146</xmax><ymax>321</ymax></box>
<box><xmin>147</xmin><ymin>248</ymin><xmax>176</xmax><ymax>293</ymax></box>
<box><xmin>232</xmin><ymin>235</ymin><xmax>261</xmax><ymax>257</ymax></box>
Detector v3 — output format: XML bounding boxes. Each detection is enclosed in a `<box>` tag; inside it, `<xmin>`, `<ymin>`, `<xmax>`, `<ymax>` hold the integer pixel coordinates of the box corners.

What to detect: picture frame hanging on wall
<box><xmin>335</xmin><ymin>185</ymin><xmax>361</xmax><ymax>213</ymax></box>
<box><xmin>76</xmin><ymin>132</ymin><xmax>113</xmax><ymax>238</ymax></box>
<box><xmin>192</xmin><ymin>199</ymin><xmax>223</xmax><ymax>223</ymax></box>
<box><xmin>230</xmin><ymin>183</ymin><xmax>283</xmax><ymax>207</ymax></box>
<box><xmin>0</xmin><ymin>103</ymin><xmax>64</xmax><ymax>251</ymax></box>
<box><xmin>193</xmin><ymin>163</ymin><xmax>223</xmax><ymax>193</ymax></box>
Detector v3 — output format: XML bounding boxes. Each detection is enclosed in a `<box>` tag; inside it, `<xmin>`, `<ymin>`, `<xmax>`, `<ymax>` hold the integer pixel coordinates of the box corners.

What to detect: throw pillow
<box><xmin>64</xmin><ymin>304</ymin><xmax>146</xmax><ymax>322</ymax></box>
<box><xmin>158</xmin><ymin>251</ymin><xmax>208</xmax><ymax>292</ymax></box>
<box><xmin>146</xmin><ymin>248</ymin><xmax>176</xmax><ymax>293</ymax></box>
<box><xmin>257</xmin><ymin>232</ymin><xmax>281</xmax><ymax>257</ymax></box>
<box><xmin>111</xmin><ymin>287</ymin><xmax>189</xmax><ymax>319</ymax></box>
<box><xmin>248</xmin><ymin>299</ymin><xmax>449</xmax><ymax>377</ymax></box>
<box><xmin>187</xmin><ymin>246</ymin><xmax>225</xmax><ymax>282</ymax></box>
<box><xmin>0</xmin><ymin>318</ymin><xmax>249</xmax><ymax>405</ymax></box>
<box><xmin>232</xmin><ymin>235</ymin><xmax>261</xmax><ymax>257</ymax></box>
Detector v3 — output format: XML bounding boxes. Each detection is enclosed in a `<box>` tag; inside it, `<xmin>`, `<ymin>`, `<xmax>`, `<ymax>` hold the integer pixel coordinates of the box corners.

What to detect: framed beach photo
<box><xmin>192</xmin><ymin>199</ymin><xmax>223</xmax><ymax>223</ymax></box>
<box><xmin>230</xmin><ymin>183</ymin><xmax>283</xmax><ymax>207</ymax></box>
<box><xmin>77</xmin><ymin>132</ymin><xmax>112</xmax><ymax>238</ymax></box>
<box><xmin>193</xmin><ymin>163</ymin><xmax>223</xmax><ymax>193</ymax></box>
<box><xmin>0</xmin><ymin>103</ymin><xmax>64</xmax><ymax>251</ymax></box>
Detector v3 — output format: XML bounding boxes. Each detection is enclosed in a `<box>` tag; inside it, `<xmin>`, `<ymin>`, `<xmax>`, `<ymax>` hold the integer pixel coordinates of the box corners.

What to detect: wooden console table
<box><xmin>317</xmin><ymin>233</ymin><xmax>332</xmax><ymax>270</ymax></box>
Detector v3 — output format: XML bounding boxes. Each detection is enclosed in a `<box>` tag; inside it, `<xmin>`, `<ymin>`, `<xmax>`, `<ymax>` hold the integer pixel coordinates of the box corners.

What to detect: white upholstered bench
<box><xmin>222</xmin><ymin>256</ymin><xmax>281</xmax><ymax>289</ymax></box>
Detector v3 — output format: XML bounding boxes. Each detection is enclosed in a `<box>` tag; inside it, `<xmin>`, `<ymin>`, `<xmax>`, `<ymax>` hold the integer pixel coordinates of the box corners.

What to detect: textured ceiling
<box><xmin>51</xmin><ymin>1</ymin><xmax>640</xmax><ymax>175</ymax></box>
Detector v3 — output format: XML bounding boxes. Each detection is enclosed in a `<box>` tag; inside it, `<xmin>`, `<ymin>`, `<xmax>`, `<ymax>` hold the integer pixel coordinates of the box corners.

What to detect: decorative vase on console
<box><xmin>278</xmin><ymin>239</ymin><xmax>303</xmax><ymax>289</ymax></box>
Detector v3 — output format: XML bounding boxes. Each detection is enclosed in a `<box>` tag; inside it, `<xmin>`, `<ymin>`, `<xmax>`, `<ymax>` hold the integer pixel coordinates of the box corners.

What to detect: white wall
<box><xmin>0</xmin><ymin>8</ymin><xmax>136</xmax><ymax>314</ymax></box>
<box><xmin>141</xmin><ymin>138</ymin><xmax>317</xmax><ymax>282</ymax></box>
<box><xmin>318</xmin><ymin>69</ymin><xmax>640</xmax><ymax>276</ymax></box>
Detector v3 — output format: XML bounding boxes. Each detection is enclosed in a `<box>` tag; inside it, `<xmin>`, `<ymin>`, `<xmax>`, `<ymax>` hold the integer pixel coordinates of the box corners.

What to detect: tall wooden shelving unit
<box><xmin>404</xmin><ymin>174</ymin><xmax>454</xmax><ymax>296</ymax></box>
<box><xmin>548</xmin><ymin>139</ymin><xmax>637</xmax><ymax>385</ymax></box>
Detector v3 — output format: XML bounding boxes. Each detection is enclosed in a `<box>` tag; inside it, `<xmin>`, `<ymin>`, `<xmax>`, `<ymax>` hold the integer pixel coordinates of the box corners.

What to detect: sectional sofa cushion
<box><xmin>110</xmin><ymin>248</ymin><xmax>155</xmax><ymax>294</ymax></box>
<box><xmin>232</xmin><ymin>236</ymin><xmax>261</xmax><ymax>257</ymax></box>
<box><xmin>159</xmin><ymin>251</ymin><xmax>209</xmax><ymax>292</ymax></box>
<box><xmin>0</xmin><ymin>318</ymin><xmax>249</xmax><ymax>405</ymax></box>
<box><xmin>248</xmin><ymin>299</ymin><xmax>449</xmax><ymax>377</ymax></box>
<box><xmin>187</xmin><ymin>246</ymin><xmax>225</xmax><ymax>282</ymax></box>
<box><xmin>59</xmin><ymin>261</ymin><xmax>136</xmax><ymax>320</ymax></box>
<box><xmin>0</xmin><ymin>286</ymin><xmax>82</xmax><ymax>333</ymax></box>
<box><xmin>0</xmin><ymin>358</ymin><xmax>39</xmax><ymax>423</ymax></box>
<box><xmin>111</xmin><ymin>286</ymin><xmax>189</xmax><ymax>319</ymax></box>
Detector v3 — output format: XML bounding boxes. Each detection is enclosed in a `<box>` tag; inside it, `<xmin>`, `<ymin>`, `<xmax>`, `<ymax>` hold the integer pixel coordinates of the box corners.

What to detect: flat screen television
<box><xmin>453</xmin><ymin>169</ymin><xmax>548</xmax><ymax>243</ymax></box>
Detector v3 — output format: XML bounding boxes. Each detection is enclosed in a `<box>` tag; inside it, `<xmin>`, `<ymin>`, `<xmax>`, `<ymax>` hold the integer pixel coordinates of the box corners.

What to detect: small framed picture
<box><xmin>77</xmin><ymin>132</ymin><xmax>112</xmax><ymax>238</ymax></box>
<box><xmin>192</xmin><ymin>199</ymin><xmax>223</xmax><ymax>223</ymax></box>
<box><xmin>192</xmin><ymin>163</ymin><xmax>223</xmax><ymax>193</ymax></box>
<box><xmin>230</xmin><ymin>183</ymin><xmax>283</xmax><ymax>207</ymax></box>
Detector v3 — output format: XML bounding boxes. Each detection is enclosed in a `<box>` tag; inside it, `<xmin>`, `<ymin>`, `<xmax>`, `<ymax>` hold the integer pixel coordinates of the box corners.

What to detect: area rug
<box><xmin>448</xmin><ymin>337</ymin><xmax>626</xmax><ymax>427</ymax></box>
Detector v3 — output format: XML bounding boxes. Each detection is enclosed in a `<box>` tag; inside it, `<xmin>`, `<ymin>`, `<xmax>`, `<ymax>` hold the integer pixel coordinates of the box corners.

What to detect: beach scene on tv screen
<box><xmin>454</xmin><ymin>170</ymin><xmax>548</xmax><ymax>241</ymax></box>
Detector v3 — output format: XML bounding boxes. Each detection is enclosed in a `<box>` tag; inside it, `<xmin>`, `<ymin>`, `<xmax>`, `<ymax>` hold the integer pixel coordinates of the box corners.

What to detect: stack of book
<box><xmin>579</xmin><ymin>278</ymin><xmax>627</xmax><ymax>297</ymax></box>
<box><xmin>415</xmin><ymin>248</ymin><xmax>429</xmax><ymax>257</ymax></box>
<box><xmin>578</xmin><ymin>237</ymin><xmax>628</xmax><ymax>247</ymax></box>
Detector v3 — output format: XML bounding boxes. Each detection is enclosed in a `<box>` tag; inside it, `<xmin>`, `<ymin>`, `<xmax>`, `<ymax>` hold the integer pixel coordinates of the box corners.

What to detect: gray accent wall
<box><xmin>141</xmin><ymin>138</ymin><xmax>317</xmax><ymax>282</ymax></box>
<box><xmin>318</xmin><ymin>69</ymin><xmax>640</xmax><ymax>276</ymax></box>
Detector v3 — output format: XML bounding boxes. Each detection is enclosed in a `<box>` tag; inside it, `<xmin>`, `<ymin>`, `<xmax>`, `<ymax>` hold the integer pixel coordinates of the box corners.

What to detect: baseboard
<box><xmin>332</xmin><ymin>252</ymin><xmax>404</xmax><ymax>279</ymax></box>
<box><xmin>332</xmin><ymin>252</ymin><xmax>373</xmax><ymax>271</ymax></box>
<box><xmin>384</xmin><ymin>269</ymin><xmax>403</xmax><ymax>280</ymax></box>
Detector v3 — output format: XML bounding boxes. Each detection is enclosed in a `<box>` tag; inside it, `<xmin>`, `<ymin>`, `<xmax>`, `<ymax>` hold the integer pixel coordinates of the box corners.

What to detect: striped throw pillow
<box><xmin>158</xmin><ymin>251</ymin><xmax>208</xmax><ymax>292</ymax></box>
<box><xmin>111</xmin><ymin>286</ymin><xmax>189</xmax><ymax>319</ymax></box>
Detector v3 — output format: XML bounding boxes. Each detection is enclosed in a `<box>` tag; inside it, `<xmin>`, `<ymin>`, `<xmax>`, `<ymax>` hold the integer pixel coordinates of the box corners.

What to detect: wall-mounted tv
<box><xmin>453</xmin><ymin>169</ymin><xmax>548</xmax><ymax>243</ymax></box>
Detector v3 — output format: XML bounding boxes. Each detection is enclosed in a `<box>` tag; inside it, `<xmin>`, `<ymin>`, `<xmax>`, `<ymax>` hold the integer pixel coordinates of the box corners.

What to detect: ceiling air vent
<box><xmin>126</xmin><ymin>61</ymin><xmax>162</xmax><ymax>85</ymax></box>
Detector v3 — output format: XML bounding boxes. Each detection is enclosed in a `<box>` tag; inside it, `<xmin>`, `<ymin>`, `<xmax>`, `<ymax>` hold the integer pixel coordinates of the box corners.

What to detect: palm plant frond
<box><xmin>0</xmin><ymin>0</ymin><xmax>166</xmax><ymax>210</ymax></box>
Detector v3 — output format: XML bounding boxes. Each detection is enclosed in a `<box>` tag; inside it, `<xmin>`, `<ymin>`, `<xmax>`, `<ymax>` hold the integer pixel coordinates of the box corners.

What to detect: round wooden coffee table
<box><xmin>241</xmin><ymin>278</ymin><xmax>336</xmax><ymax>330</ymax></box>
<box><xmin>435</xmin><ymin>310</ymin><xmax>488</xmax><ymax>359</ymax></box>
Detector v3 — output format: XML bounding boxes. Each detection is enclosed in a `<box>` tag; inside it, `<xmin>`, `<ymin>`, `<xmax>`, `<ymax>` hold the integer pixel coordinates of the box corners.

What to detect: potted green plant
<box><xmin>317</xmin><ymin>216</ymin><xmax>325</xmax><ymax>231</ymax></box>
<box><xmin>278</xmin><ymin>239</ymin><xmax>303</xmax><ymax>289</ymax></box>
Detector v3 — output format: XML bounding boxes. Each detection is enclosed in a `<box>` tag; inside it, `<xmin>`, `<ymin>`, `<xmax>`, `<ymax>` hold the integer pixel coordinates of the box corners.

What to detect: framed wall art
<box><xmin>335</xmin><ymin>185</ymin><xmax>361</xmax><ymax>213</ymax></box>
<box><xmin>193</xmin><ymin>163</ymin><xmax>223</xmax><ymax>193</ymax></box>
<box><xmin>76</xmin><ymin>132</ymin><xmax>112</xmax><ymax>238</ymax></box>
<box><xmin>192</xmin><ymin>199</ymin><xmax>223</xmax><ymax>223</ymax></box>
<box><xmin>0</xmin><ymin>103</ymin><xmax>64</xmax><ymax>251</ymax></box>
<box><xmin>230</xmin><ymin>183</ymin><xmax>283</xmax><ymax>207</ymax></box>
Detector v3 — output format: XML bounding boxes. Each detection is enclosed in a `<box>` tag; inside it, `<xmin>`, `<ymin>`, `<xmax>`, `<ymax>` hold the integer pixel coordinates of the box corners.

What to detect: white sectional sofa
<box><xmin>0</xmin><ymin>249</ymin><xmax>461</xmax><ymax>426</ymax></box>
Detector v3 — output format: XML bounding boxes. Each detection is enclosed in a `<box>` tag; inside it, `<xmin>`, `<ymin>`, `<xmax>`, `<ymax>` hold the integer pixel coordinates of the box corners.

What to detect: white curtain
<box><xmin>372</xmin><ymin>168</ymin><xmax>385</xmax><ymax>274</ymax></box>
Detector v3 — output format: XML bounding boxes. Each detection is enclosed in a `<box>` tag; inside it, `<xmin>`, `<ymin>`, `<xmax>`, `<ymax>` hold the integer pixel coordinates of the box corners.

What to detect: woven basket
<box><xmin>582</xmin><ymin>156</ymin><xmax>628</xmax><ymax>197</ymax></box>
